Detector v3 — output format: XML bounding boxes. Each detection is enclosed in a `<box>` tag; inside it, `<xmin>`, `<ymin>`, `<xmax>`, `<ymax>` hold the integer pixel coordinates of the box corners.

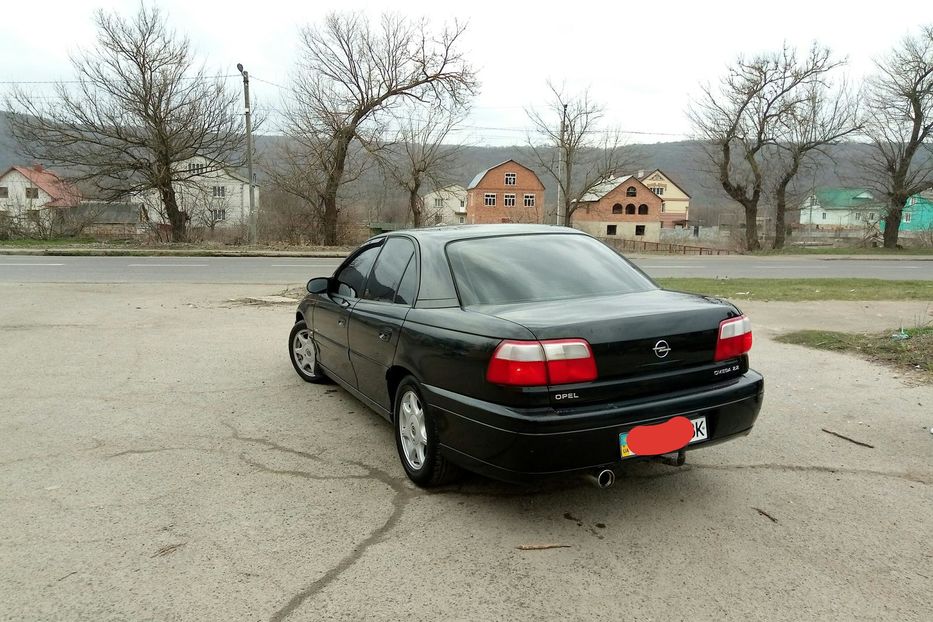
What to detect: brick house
<box><xmin>570</xmin><ymin>175</ymin><xmax>663</xmax><ymax>242</ymax></box>
<box><xmin>466</xmin><ymin>160</ymin><xmax>545</xmax><ymax>224</ymax></box>
<box><xmin>639</xmin><ymin>169</ymin><xmax>690</xmax><ymax>228</ymax></box>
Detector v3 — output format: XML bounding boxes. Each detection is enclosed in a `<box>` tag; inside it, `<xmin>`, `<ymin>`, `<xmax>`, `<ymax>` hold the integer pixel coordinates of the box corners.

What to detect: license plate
<box><xmin>620</xmin><ymin>416</ymin><xmax>708</xmax><ymax>459</ymax></box>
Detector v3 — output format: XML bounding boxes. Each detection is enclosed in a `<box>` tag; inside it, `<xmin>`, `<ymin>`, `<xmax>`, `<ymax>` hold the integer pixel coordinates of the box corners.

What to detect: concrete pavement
<box><xmin>1</xmin><ymin>282</ymin><xmax>931</xmax><ymax>620</ymax></box>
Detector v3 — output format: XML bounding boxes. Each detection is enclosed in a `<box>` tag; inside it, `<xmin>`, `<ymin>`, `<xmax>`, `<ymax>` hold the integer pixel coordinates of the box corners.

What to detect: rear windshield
<box><xmin>446</xmin><ymin>234</ymin><xmax>656</xmax><ymax>306</ymax></box>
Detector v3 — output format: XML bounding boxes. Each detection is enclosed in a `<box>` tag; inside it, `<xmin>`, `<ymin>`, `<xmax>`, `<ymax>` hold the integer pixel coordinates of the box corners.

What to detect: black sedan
<box><xmin>288</xmin><ymin>225</ymin><xmax>764</xmax><ymax>487</ymax></box>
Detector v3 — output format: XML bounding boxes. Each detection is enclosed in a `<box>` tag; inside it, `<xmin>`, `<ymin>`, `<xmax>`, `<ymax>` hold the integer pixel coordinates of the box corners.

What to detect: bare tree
<box><xmin>769</xmin><ymin>80</ymin><xmax>861</xmax><ymax>248</ymax></box>
<box><xmin>284</xmin><ymin>12</ymin><xmax>477</xmax><ymax>245</ymax></box>
<box><xmin>377</xmin><ymin>104</ymin><xmax>464</xmax><ymax>227</ymax></box>
<box><xmin>689</xmin><ymin>44</ymin><xmax>841</xmax><ymax>250</ymax></box>
<box><xmin>6</xmin><ymin>5</ymin><xmax>246</xmax><ymax>242</ymax></box>
<box><xmin>861</xmin><ymin>25</ymin><xmax>933</xmax><ymax>248</ymax></box>
<box><xmin>526</xmin><ymin>83</ymin><xmax>633</xmax><ymax>225</ymax></box>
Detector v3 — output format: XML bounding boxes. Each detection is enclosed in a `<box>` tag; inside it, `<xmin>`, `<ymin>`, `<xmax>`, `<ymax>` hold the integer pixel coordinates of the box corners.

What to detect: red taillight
<box><xmin>486</xmin><ymin>339</ymin><xmax>597</xmax><ymax>386</ymax></box>
<box><xmin>715</xmin><ymin>315</ymin><xmax>753</xmax><ymax>361</ymax></box>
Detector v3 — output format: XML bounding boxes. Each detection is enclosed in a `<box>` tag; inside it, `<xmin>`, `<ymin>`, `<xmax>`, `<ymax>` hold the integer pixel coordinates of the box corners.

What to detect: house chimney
<box><xmin>637</xmin><ymin>169</ymin><xmax>645</xmax><ymax>179</ymax></box>
<box><xmin>33</xmin><ymin>163</ymin><xmax>43</xmax><ymax>173</ymax></box>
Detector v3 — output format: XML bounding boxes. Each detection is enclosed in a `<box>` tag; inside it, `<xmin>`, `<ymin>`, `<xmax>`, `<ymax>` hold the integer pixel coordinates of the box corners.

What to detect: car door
<box><xmin>313</xmin><ymin>242</ymin><xmax>383</xmax><ymax>384</ymax></box>
<box><xmin>347</xmin><ymin>237</ymin><xmax>418</xmax><ymax>412</ymax></box>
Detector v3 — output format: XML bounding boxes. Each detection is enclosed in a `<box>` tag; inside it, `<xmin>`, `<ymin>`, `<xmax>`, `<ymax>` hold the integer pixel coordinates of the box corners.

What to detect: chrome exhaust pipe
<box><xmin>585</xmin><ymin>468</ymin><xmax>616</xmax><ymax>489</ymax></box>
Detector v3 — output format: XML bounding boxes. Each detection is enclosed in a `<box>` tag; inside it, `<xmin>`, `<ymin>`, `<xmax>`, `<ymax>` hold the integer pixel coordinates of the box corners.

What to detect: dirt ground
<box><xmin>1</xmin><ymin>283</ymin><xmax>931</xmax><ymax>621</ymax></box>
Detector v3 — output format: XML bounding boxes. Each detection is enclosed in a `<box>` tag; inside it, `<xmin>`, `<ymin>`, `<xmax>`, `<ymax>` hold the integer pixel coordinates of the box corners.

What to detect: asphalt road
<box><xmin>1</xmin><ymin>283</ymin><xmax>930</xmax><ymax>620</ymax></box>
<box><xmin>0</xmin><ymin>254</ymin><xmax>930</xmax><ymax>283</ymax></box>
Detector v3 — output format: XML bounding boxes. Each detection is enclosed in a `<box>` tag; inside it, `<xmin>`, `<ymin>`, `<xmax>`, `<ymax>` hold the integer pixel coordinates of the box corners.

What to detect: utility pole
<box><xmin>237</xmin><ymin>63</ymin><xmax>257</xmax><ymax>245</ymax></box>
<box><xmin>556</xmin><ymin>103</ymin><xmax>567</xmax><ymax>226</ymax></box>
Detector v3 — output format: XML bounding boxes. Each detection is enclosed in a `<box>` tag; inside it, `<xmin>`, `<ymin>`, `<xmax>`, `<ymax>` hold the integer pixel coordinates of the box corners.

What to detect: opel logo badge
<box><xmin>653</xmin><ymin>340</ymin><xmax>671</xmax><ymax>358</ymax></box>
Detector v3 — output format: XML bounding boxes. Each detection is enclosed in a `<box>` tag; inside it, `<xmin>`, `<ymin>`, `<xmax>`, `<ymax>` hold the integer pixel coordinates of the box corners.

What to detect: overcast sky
<box><xmin>1</xmin><ymin>0</ymin><xmax>928</xmax><ymax>145</ymax></box>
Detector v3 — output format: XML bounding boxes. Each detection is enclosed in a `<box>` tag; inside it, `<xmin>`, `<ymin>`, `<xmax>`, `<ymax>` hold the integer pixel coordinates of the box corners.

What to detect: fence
<box><xmin>599</xmin><ymin>237</ymin><xmax>732</xmax><ymax>255</ymax></box>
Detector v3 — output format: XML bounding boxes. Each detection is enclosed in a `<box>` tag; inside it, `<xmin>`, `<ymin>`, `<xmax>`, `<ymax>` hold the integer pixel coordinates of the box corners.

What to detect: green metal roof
<box><xmin>814</xmin><ymin>188</ymin><xmax>881</xmax><ymax>210</ymax></box>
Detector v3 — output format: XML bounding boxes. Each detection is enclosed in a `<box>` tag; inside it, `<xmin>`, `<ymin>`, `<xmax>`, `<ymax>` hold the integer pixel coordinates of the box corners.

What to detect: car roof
<box><xmin>383</xmin><ymin>224</ymin><xmax>582</xmax><ymax>243</ymax></box>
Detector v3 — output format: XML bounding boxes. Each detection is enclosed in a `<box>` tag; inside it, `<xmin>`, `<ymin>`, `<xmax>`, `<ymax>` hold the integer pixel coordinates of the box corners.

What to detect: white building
<box><xmin>799</xmin><ymin>188</ymin><xmax>883</xmax><ymax>229</ymax></box>
<box><xmin>138</xmin><ymin>157</ymin><xmax>258</xmax><ymax>229</ymax></box>
<box><xmin>421</xmin><ymin>184</ymin><xmax>467</xmax><ymax>225</ymax></box>
<box><xmin>0</xmin><ymin>165</ymin><xmax>81</xmax><ymax>217</ymax></box>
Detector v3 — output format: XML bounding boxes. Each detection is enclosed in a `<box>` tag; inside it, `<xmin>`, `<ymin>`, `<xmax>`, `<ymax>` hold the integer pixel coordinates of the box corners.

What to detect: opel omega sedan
<box><xmin>288</xmin><ymin>225</ymin><xmax>764</xmax><ymax>487</ymax></box>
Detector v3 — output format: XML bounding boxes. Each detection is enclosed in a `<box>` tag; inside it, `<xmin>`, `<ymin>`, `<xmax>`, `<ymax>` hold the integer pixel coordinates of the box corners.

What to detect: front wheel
<box><xmin>394</xmin><ymin>377</ymin><xmax>458</xmax><ymax>487</ymax></box>
<box><xmin>289</xmin><ymin>320</ymin><xmax>327</xmax><ymax>383</ymax></box>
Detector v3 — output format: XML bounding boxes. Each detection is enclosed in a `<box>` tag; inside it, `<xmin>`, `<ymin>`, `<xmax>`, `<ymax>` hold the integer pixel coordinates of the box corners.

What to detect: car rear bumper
<box><xmin>423</xmin><ymin>371</ymin><xmax>764</xmax><ymax>482</ymax></box>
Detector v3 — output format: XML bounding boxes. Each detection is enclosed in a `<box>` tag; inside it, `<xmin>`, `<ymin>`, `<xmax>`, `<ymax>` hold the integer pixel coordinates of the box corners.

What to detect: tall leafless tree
<box><xmin>769</xmin><ymin>80</ymin><xmax>861</xmax><ymax>248</ymax></box>
<box><xmin>861</xmin><ymin>25</ymin><xmax>933</xmax><ymax>248</ymax></box>
<box><xmin>526</xmin><ymin>83</ymin><xmax>632</xmax><ymax>225</ymax></box>
<box><xmin>6</xmin><ymin>5</ymin><xmax>247</xmax><ymax>242</ymax></box>
<box><xmin>284</xmin><ymin>12</ymin><xmax>477</xmax><ymax>245</ymax></box>
<box><xmin>377</xmin><ymin>104</ymin><xmax>465</xmax><ymax>227</ymax></box>
<box><xmin>689</xmin><ymin>44</ymin><xmax>842</xmax><ymax>250</ymax></box>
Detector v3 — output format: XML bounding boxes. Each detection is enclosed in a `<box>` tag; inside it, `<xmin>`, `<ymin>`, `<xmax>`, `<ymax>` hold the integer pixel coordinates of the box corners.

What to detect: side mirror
<box><xmin>306</xmin><ymin>277</ymin><xmax>329</xmax><ymax>295</ymax></box>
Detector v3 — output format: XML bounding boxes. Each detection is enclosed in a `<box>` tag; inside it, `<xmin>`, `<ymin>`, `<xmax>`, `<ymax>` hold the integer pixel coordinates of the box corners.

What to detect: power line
<box><xmin>0</xmin><ymin>74</ymin><xmax>241</xmax><ymax>85</ymax></box>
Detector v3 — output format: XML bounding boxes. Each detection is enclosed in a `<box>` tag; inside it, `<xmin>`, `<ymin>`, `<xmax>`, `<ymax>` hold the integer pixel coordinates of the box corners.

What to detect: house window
<box><xmin>635</xmin><ymin>225</ymin><xmax>646</xmax><ymax>236</ymax></box>
<box><xmin>434</xmin><ymin>197</ymin><xmax>444</xmax><ymax>209</ymax></box>
<box><xmin>188</xmin><ymin>163</ymin><xmax>207</xmax><ymax>175</ymax></box>
<box><xmin>650</xmin><ymin>186</ymin><xmax>664</xmax><ymax>196</ymax></box>
<box><xmin>505</xmin><ymin>172</ymin><xmax>516</xmax><ymax>186</ymax></box>
<box><xmin>638</xmin><ymin>204</ymin><xmax>648</xmax><ymax>215</ymax></box>
<box><xmin>504</xmin><ymin>193</ymin><xmax>516</xmax><ymax>207</ymax></box>
<box><xmin>0</xmin><ymin>186</ymin><xmax>8</xmax><ymax>198</ymax></box>
<box><xmin>855</xmin><ymin>212</ymin><xmax>862</xmax><ymax>221</ymax></box>
<box><xmin>210</xmin><ymin>209</ymin><xmax>226</xmax><ymax>221</ymax></box>
<box><xmin>460</xmin><ymin>200</ymin><xmax>465</xmax><ymax>208</ymax></box>
<box><xmin>626</xmin><ymin>186</ymin><xmax>637</xmax><ymax>197</ymax></box>
<box><xmin>484</xmin><ymin>193</ymin><xmax>496</xmax><ymax>206</ymax></box>
<box><xmin>212</xmin><ymin>186</ymin><xmax>225</xmax><ymax>198</ymax></box>
<box><xmin>612</xmin><ymin>203</ymin><xmax>623</xmax><ymax>214</ymax></box>
<box><xmin>821</xmin><ymin>212</ymin><xmax>827</xmax><ymax>220</ymax></box>
<box><xmin>459</xmin><ymin>216</ymin><xmax>465</xmax><ymax>224</ymax></box>
<box><xmin>625</xmin><ymin>204</ymin><xmax>636</xmax><ymax>215</ymax></box>
<box><xmin>523</xmin><ymin>194</ymin><xmax>535</xmax><ymax>207</ymax></box>
<box><xmin>869</xmin><ymin>212</ymin><xmax>875</xmax><ymax>220</ymax></box>
<box><xmin>25</xmin><ymin>187</ymin><xmax>39</xmax><ymax>199</ymax></box>
<box><xmin>606</xmin><ymin>225</ymin><xmax>617</xmax><ymax>236</ymax></box>
<box><xmin>904</xmin><ymin>212</ymin><xmax>912</xmax><ymax>223</ymax></box>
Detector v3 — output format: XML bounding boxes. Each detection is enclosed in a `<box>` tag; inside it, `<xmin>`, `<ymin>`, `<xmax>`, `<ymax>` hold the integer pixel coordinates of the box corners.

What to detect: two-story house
<box><xmin>570</xmin><ymin>175</ymin><xmax>664</xmax><ymax>242</ymax></box>
<box><xmin>0</xmin><ymin>164</ymin><xmax>82</xmax><ymax>218</ymax></box>
<box><xmin>421</xmin><ymin>184</ymin><xmax>468</xmax><ymax>225</ymax></box>
<box><xmin>466</xmin><ymin>160</ymin><xmax>545</xmax><ymax>224</ymax></box>
<box><xmin>137</xmin><ymin>157</ymin><xmax>258</xmax><ymax>229</ymax></box>
<box><xmin>639</xmin><ymin>169</ymin><xmax>690</xmax><ymax>228</ymax></box>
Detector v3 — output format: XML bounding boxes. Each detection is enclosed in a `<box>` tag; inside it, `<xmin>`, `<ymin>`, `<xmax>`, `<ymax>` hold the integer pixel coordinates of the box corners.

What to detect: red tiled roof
<box><xmin>1</xmin><ymin>165</ymin><xmax>82</xmax><ymax>208</ymax></box>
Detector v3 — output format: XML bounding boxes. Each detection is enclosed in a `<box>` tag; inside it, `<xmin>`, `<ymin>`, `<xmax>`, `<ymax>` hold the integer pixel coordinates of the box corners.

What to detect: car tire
<box><xmin>289</xmin><ymin>320</ymin><xmax>327</xmax><ymax>383</ymax></box>
<box><xmin>394</xmin><ymin>376</ymin><xmax>458</xmax><ymax>487</ymax></box>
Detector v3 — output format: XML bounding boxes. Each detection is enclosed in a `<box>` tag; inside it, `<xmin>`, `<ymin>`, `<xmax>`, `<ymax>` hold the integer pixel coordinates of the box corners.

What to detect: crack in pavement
<box><xmin>221</xmin><ymin>421</ymin><xmax>418</xmax><ymax>622</ymax></box>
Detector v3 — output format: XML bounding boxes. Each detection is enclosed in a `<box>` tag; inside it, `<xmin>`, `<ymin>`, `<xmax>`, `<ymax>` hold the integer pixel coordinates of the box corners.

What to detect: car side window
<box><xmin>335</xmin><ymin>245</ymin><xmax>381</xmax><ymax>299</ymax></box>
<box><xmin>363</xmin><ymin>237</ymin><xmax>415</xmax><ymax>303</ymax></box>
<box><xmin>394</xmin><ymin>256</ymin><xmax>418</xmax><ymax>305</ymax></box>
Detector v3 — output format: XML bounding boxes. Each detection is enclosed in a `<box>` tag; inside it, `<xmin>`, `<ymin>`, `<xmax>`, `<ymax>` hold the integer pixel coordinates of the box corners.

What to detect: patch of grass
<box><xmin>657</xmin><ymin>278</ymin><xmax>933</xmax><ymax>301</ymax></box>
<box><xmin>751</xmin><ymin>246</ymin><xmax>933</xmax><ymax>256</ymax></box>
<box><xmin>0</xmin><ymin>237</ymin><xmax>100</xmax><ymax>247</ymax></box>
<box><xmin>775</xmin><ymin>326</ymin><xmax>933</xmax><ymax>382</ymax></box>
